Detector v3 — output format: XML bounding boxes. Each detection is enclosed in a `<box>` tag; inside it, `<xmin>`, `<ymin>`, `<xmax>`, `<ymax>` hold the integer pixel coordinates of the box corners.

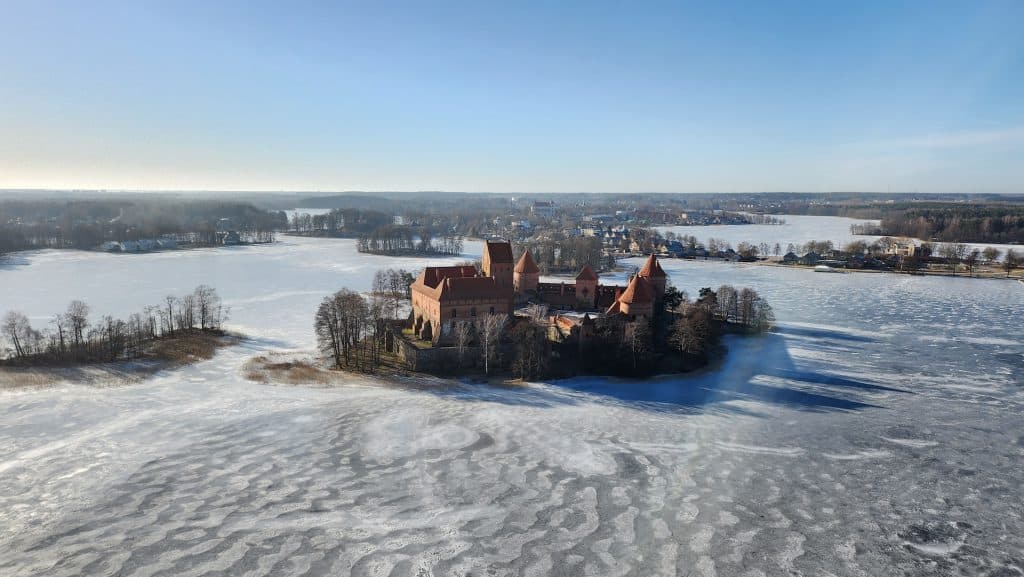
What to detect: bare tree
<box><xmin>940</xmin><ymin>242</ymin><xmax>968</xmax><ymax>275</ymax></box>
<box><xmin>65</xmin><ymin>300</ymin><xmax>89</xmax><ymax>350</ymax></box>
<box><xmin>193</xmin><ymin>285</ymin><xmax>224</xmax><ymax>330</ymax></box>
<box><xmin>982</xmin><ymin>246</ymin><xmax>1001</xmax><ymax>264</ymax></box>
<box><xmin>162</xmin><ymin>296</ymin><xmax>177</xmax><ymax>336</ymax></box>
<box><xmin>2</xmin><ymin>311</ymin><xmax>33</xmax><ymax>359</ymax></box>
<box><xmin>1005</xmin><ymin>249</ymin><xmax>1020</xmax><ymax>278</ymax></box>
<box><xmin>510</xmin><ymin>321</ymin><xmax>548</xmax><ymax>379</ymax></box>
<box><xmin>453</xmin><ymin>321</ymin><xmax>475</xmax><ymax>370</ymax></box>
<box><xmin>176</xmin><ymin>294</ymin><xmax>196</xmax><ymax>332</ymax></box>
<box><xmin>314</xmin><ymin>289</ymin><xmax>370</xmax><ymax>369</ymax></box>
<box><xmin>50</xmin><ymin>313</ymin><xmax>67</xmax><ymax>356</ymax></box>
<box><xmin>524</xmin><ymin>303</ymin><xmax>548</xmax><ymax>325</ymax></box>
<box><xmin>964</xmin><ymin>249</ymin><xmax>981</xmax><ymax>277</ymax></box>
<box><xmin>475</xmin><ymin>313</ymin><xmax>507</xmax><ymax>376</ymax></box>
<box><xmin>670</xmin><ymin>307</ymin><xmax>710</xmax><ymax>357</ymax></box>
<box><xmin>621</xmin><ymin>321</ymin><xmax>652</xmax><ymax>372</ymax></box>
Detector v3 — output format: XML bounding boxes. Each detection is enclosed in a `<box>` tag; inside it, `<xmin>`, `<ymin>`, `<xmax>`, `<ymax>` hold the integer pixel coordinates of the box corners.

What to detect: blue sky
<box><xmin>1</xmin><ymin>0</ymin><xmax>1022</xmax><ymax>193</ymax></box>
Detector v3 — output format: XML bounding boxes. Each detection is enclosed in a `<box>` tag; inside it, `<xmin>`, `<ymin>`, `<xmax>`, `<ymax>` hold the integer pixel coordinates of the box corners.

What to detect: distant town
<box><xmin>2</xmin><ymin>191</ymin><xmax>1021</xmax><ymax>280</ymax></box>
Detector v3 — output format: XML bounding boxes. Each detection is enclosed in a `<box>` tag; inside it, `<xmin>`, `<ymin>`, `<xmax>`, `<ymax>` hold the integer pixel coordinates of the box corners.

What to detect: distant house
<box><xmin>800</xmin><ymin>251</ymin><xmax>822</xmax><ymax>265</ymax></box>
<box><xmin>884</xmin><ymin>239</ymin><xmax>917</xmax><ymax>257</ymax></box>
<box><xmin>156</xmin><ymin>238</ymin><xmax>178</xmax><ymax>250</ymax></box>
<box><xmin>100</xmin><ymin>241</ymin><xmax>121</xmax><ymax>252</ymax></box>
<box><xmin>531</xmin><ymin>201</ymin><xmax>557</xmax><ymax>218</ymax></box>
<box><xmin>219</xmin><ymin>231</ymin><xmax>241</xmax><ymax>245</ymax></box>
<box><xmin>661</xmin><ymin>240</ymin><xmax>685</xmax><ymax>257</ymax></box>
<box><xmin>137</xmin><ymin>239</ymin><xmax>159</xmax><ymax>251</ymax></box>
<box><xmin>119</xmin><ymin>240</ymin><xmax>140</xmax><ymax>252</ymax></box>
<box><xmin>782</xmin><ymin>251</ymin><xmax>799</xmax><ymax>264</ymax></box>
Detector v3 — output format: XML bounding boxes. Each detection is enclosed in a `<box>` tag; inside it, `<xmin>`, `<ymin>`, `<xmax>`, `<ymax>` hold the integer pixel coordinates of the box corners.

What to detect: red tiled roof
<box><xmin>439</xmin><ymin>276</ymin><xmax>504</xmax><ymax>301</ymax></box>
<box><xmin>484</xmin><ymin>241</ymin><xmax>514</xmax><ymax>264</ymax></box>
<box><xmin>638</xmin><ymin>254</ymin><xmax>666</xmax><ymax>278</ymax></box>
<box><xmin>514</xmin><ymin>251</ymin><xmax>540</xmax><ymax>274</ymax></box>
<box><xmin>617</xmin><ymin>275</ymin><xmax>654</xmax><ymax>304</ymax></box>
<box><xmin>576</xmin><ymin>264</ymin><xmax>598</xmax><ymax>281</ymax></box>
<box><xmin>419</xmin><ymin>265</ymin><xmax>479</xmax><ymax>288</ymax></box>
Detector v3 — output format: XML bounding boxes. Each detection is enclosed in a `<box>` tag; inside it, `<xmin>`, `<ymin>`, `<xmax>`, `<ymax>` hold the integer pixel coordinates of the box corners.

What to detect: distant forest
<box><xmin>0</xmin><ymin>198</ymin><xmax>284</xmax><ymax>253</ymax></box>
<box><xmin>847</xmin><ymin>203</ymin><xmax>1024</xmax><ymax>244</ymax></box>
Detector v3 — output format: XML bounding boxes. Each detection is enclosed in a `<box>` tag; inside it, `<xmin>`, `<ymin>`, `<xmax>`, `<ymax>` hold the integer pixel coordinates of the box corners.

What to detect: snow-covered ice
<box><xmin>1</xmin><ymin>234</ymin><xmax>1022</xmax><ymax>576</ymax></box>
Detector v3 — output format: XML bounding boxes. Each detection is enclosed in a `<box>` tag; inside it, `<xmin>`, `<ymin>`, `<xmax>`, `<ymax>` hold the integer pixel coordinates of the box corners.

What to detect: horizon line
<box><xmin>1</xmin><ymin>188</ymin><xmax>1019</xmax><ymax>197</ymax></box>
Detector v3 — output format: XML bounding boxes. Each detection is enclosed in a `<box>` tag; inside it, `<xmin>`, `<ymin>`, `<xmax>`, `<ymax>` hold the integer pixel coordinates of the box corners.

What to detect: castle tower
<box><xmin>513</xmin><ymin>250</ymin><xmax>541</xmax><ymax>293</ymax></box>
<box><xmin>482</xmin><ymin>240</ymin><xmax>514</xmax><ymax>291</ymax></box>
<box><xmin>611</xmin><ymin>274</ymin><xmax>654</xmax><ymax>319</ymax></box>
<box><xmin>637</xmin><ymin>254</ymin><xmax>667</xmax><ymax>303</ymax></box>
<box><xmin>575</xmin><ymin>264</ymin><xmax>599</xmax><ymax>308</ymax></box>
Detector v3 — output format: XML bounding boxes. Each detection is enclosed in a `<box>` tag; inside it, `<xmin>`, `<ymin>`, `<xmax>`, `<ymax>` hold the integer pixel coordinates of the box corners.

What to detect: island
<box><xmin>301</xmin><ymin>242</ymin><xmax>773</xmax><ymax>381</ymax></box>
<box><xmin>0</xmin><ymin>286</ymin><xmax>235</xmax><ymax>388</ymax></box>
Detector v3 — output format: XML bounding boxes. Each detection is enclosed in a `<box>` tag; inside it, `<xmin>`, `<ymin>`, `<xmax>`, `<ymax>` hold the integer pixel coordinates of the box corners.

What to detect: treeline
<box><xmin>313</xmin><ymin>268</ymin><xmax>416</xmax><ymax>371</ymax></box>
<box><xmin>287</xmin><ymin>208</ymin><xmax>392</xmax><ymax>235</ymax></box>
<box><xmin>924</xmin><ymin>243</ymin><xmax>1020</xmax><ymax>276</ymax></box>
<box><xmin>0</xmin><ymin>198</ymin><xmax>284</xmax><ymax>252</ymax></box>
<box><xmin>1</xmin><ymin>286</ymin><xmax>226</xmax><ymax>365</ymax></box>
<box><xmin>517</xmin><ymin>236</ymin><xmax>613</xmax><ymax>273</ymax></box>
<box><xmin>850</xmin><ymin>204</ymin><xmax>1024</xmax><ymax>243</ymax></box>
<box><xmin>747</xmin><ymin>214</ymin><xmax>786</xmax><ymax>225</ymax></box>
<box><xmin>356</xmin><ymin>226</ymin><xmax>464</xmax><ymax>256</ymax></box>
<box><xmin>583</xmin><ymin>285</ymin><xmax>773</xmax><ymax>377</ymax></box>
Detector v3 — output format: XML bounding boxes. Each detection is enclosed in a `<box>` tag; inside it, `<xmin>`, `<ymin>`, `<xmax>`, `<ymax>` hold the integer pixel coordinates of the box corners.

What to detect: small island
<box><xmin>308</xmin><ymin>241</ymin><xmax>773</xmax><ymax>381</ymax></box>
<box><xmin>0</xmin><ymin>287</ymin><xmax>234</xmax><ymax>388</ymax></box>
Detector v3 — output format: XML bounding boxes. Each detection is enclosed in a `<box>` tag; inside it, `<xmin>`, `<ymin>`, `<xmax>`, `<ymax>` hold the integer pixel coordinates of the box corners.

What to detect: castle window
<box><xmin>489</xmin><ymin>306</ymin><xmax>495</xmax><ymax>314</ymax></box>
<box><xmin>452</xmin><ymin>309</ymin><xmax>457</xmax><ymax>318</ymax></box>
<box><xmin>471</xmin><ymin>307</ymin><xmax>477</xmax><ymax>317</ymax></box>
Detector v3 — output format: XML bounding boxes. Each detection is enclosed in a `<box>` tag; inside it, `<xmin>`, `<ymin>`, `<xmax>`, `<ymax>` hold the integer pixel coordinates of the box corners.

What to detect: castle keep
<box><xmin>410</xmin><ymin>240</ymin><xmax>668</xmax><ymax>344</ymax></box>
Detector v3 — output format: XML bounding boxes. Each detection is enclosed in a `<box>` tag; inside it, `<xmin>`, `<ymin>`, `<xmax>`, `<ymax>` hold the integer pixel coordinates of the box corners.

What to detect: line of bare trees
<box><xmin>1</xmin><ymin>286</ymin><xmax>226</xmax><ymax>365</ymax></box>
<box><xmin>356</xmin><ymin>226</ymin><xmax>464</xmax><ymax>256</ymax></box>
<box><xmin>516</xmin><ymin>236</ymin><xmax>608</xmax><ymax>274</ymax></box>
<box><xmin>314</xmin><ymin>268</ymin><xmax>417</xmax><ymax>371</ymax></box>
<box><xmin>932</xmin><ymin>243</ymin><xmax>1020</xmax><ymax>276</ymax></box>
<box><xmin>669</xmin><ymin>285</ymin><xmax>774</xmax><ymax>359</ymax></box>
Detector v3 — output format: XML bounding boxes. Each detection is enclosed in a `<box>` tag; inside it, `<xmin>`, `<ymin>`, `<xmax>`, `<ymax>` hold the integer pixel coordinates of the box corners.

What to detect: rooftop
<box><xmin>638</xmin><ymin>254</ymin><xmax>667</xmax><ymax>278</ymax></box>
<box><xmin>514</xmin><ymin>250</ymin><xmax>540</xmax><ymax>274</ymax></box>
<box><xmin>484</xmin><ymin>240</ymin><xmax>514</xmax><ymax>264</ymax></box>
<box><xmin>576</xmin><ymin>264</ymin><xmax>599</xmax><ymax>281</ymax></box>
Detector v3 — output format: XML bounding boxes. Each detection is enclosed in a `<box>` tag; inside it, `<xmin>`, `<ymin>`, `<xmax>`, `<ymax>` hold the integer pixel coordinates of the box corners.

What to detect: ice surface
<box><xmin>1</xmin><ymin>233</ymin><xmax>1023</xmax><ymax>576</ymax></box>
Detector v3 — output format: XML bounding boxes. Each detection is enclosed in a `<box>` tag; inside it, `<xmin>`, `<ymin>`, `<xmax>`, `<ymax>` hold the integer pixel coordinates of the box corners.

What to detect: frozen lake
<box><xmin>655</xmin><ymin>214</ymin><xmax>882</xmax><ymax>251</ymax></box>
<box><xmin>1</xmin><ymin>235</ymin><xmax>1023</xmax><ymax>576</ymax></box>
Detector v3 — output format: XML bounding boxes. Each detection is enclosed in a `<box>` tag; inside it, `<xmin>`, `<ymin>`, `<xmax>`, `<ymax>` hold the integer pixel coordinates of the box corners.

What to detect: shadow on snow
<box><xmin>427</xmin><ymin>333</ymin><xmax>898</xmax><ymax>416</ymax></box>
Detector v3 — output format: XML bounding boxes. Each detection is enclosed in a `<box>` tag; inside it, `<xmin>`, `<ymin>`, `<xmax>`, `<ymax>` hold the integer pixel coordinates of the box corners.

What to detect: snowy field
<box><xmin>1</xmin><ymin>234</ymin><xmax>1023</xmax><ymax>576</ymax></box>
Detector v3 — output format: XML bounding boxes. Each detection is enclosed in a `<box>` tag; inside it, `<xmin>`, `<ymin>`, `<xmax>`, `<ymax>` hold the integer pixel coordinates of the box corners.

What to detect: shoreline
<box><xmin>745</xmin><ymin>258</ymin><xmax>1023</xmax><ymax>281</ymax></box>
<box><xmin>0</xmin><ymin>332</ymin><xmax>240</xmax><ymax>390</ymax></box>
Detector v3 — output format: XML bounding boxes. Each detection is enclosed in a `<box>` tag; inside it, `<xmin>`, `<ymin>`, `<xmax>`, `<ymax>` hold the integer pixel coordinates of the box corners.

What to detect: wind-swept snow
<box><xmin>1</xmin><ymin>235</ymin><xmax>1022</xmax><ymax>576</ymax></box>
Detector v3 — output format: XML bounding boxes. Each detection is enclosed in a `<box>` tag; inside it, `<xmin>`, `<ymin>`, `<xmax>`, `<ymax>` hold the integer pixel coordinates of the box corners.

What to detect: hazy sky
<box><xmin>2</xmin><ymin>1</ymin><xmax>1022</xmax><ymax>193</ymax></box>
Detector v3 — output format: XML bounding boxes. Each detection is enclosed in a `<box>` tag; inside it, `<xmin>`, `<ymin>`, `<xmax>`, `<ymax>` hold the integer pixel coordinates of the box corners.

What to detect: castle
<box><xmin>410</xmin><ymin>240</ymin><xmax>668</xmax><ymax>344</ymax></box>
